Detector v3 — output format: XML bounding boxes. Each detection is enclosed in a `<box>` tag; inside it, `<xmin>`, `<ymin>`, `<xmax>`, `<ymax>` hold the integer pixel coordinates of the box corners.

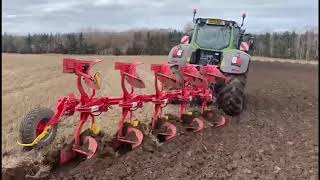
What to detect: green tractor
<box><xmin>168</xmin><ymin>9</ymin><xmax>255</xmax><ymax>116</ymax></box>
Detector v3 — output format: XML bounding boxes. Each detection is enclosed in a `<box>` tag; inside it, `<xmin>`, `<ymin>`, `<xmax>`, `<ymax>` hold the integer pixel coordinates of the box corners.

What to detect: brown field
<box><xmin>2</xmin><ymin>53</ymin><xmax>318</xmax><ymax>179</ymax></box>
<box><xmin>2</xmin><ymin>53</ymin><xmax>173</xmax><ymax>155</ymax></box>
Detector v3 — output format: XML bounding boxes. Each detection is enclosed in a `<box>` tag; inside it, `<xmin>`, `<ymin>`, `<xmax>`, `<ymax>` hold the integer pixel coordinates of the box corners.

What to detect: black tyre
<box><xmin>19</xmin><ymin>107</ymin><xmax>57</xmax><ymax>150</ymax></box>
<box><xmin>217</xmin><ymin>75</ymin><xmax>246</xmax><ymax>116</ymax></box>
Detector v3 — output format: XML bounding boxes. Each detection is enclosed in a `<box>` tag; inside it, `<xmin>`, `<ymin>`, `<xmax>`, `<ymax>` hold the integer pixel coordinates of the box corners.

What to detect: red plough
<box><xmin>18</xmin><ymin>58</ymin><xmax>229</xmax><ymax>165</ymax></box>
<box><xmin>114</xmin><ymin>62</ymin><xmax>145</xmax><ymax>150</ymax></box>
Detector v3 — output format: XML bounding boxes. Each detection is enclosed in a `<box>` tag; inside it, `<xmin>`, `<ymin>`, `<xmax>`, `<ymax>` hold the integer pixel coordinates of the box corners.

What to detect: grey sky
<box><xmin>2</xmin><ymin>0</ymin><xmax>319</xmax><ymax>35</ymax></box>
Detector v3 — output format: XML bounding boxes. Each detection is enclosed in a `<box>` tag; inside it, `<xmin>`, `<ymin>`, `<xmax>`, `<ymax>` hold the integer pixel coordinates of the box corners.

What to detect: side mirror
<box><xmin>181</xmin><ymin>35</ymin><xmax>190</xmax><ymax>44</ymax></box>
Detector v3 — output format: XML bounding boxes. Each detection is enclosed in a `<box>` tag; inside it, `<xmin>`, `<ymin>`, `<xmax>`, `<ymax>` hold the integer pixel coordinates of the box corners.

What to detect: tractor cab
<box><xmin>186</xmin><ymin>12</ymin><xmax>254</xmax><ymax>52</ymax></box>
<box><xmin>187</xmin><ymin>15</ymin><xmax>254</xmax><ymax>66</ymax></box>
<box><xmin>190</xmin><ymin>18</ymin><xmax>238</xmax><ymax>50</ymax></box>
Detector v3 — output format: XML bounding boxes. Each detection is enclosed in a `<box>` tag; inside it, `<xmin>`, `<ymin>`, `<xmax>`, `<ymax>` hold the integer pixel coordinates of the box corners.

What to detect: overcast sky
<box><xmin>2</xmin><ymin>0</ymin><xmax>319</xmax><ymax>35</ymax></box>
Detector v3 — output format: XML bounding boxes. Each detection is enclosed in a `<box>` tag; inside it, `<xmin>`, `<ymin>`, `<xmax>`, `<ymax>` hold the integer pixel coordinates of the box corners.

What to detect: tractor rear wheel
<box><xmin>217</xmin><ymin>75</ymin><xmax>246</xmax><ymax>116</ymax></box>
<box><xmin>19</xmin><ymin>107</ymin><xmax>57</xmax><ymax>150</ymax></box>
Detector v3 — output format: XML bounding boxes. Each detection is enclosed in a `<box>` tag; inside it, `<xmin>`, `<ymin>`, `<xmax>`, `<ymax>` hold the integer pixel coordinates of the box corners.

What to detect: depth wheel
<box><xmin>19</xmin><ymin>107</ymin><xmax>57</xmax><ymax>150</ymax></box>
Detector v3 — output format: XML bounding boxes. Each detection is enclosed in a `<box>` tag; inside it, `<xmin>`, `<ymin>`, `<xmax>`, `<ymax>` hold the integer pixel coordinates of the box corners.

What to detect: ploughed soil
<box><xmin>49</xmin><ymin>61</ymin><xmax>318</xmax><ymax>180</ymax></box>
<box><xmin>3</xmin><ymin>60</ymin><xmax>318</xmax><ymax>180</ymax></box>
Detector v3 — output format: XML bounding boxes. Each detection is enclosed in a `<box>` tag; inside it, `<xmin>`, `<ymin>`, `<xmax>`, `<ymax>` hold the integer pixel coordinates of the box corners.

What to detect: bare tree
<box><xmin>183</xmin><ymin>22</ymin><xmax>194</xmax><ymax>34</ymax></box>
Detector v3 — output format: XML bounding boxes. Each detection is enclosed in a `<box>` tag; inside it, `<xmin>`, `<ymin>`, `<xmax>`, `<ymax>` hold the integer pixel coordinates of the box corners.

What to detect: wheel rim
<box><xmin>36</xmin><ymin>119</ymin><xmax>47</xmax><ymax>136</ymax></box>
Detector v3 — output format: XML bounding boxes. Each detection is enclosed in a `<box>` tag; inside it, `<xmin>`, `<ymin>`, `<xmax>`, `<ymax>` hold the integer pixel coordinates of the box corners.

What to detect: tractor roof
<box><xmin>196</xmin><ymin>18</ymin><xmax>240</xmax><ymax>28</ymax></box>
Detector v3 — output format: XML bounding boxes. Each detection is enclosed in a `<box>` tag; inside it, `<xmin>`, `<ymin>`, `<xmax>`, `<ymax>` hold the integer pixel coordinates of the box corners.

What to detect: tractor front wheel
<box><xmin>19</xmin><ymin>107</ymin><xmax>57</xmax><ymax>150</ymax></box>
<box><xmin>217</xmin><ymin>75</ymin><xmax>246</xmax><ymax>116</ymax></box>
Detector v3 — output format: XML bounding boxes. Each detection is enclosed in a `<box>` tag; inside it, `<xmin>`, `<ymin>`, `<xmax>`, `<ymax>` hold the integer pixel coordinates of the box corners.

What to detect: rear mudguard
<box><xmin>167</xmin><ymin>44</ymin><xmax>195</xmax><ymax>66</ymax></box>
<box><xmin>220</xmin><ymin>50</ymin><xmax>251</xmax><ymax>74</ymax></box>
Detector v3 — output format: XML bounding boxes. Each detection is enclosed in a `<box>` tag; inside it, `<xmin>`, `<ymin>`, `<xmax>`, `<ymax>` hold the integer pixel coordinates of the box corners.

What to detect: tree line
<box><xmin>254</xmin><ymin>30</ymin><xmax>318</xmax><ymax>60</ymax></box>
<box><xmin>1</xmin><ymin>30</ymin><xmax>183</xmax><ymax>56</ymax></box>
<box><xmin>2</xmin><ymin>29</ymin><xmax>318</xmax><ymax>60</ymax></box>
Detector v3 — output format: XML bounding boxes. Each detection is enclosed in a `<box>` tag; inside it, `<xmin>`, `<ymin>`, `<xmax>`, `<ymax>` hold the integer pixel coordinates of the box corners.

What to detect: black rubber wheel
<box><xmin>19</xmin><ymin>107</ymin><xmax>57</xmax><ymax>150</ymax></box>
<box><xmin>217</xmin><ymin>75</ymin><xmax>246</xmax><ymax>116</ymax></box>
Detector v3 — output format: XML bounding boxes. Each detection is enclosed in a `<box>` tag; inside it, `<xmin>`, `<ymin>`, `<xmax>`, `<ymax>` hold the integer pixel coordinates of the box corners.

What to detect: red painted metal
<box><xmin>125</xmin><ymin>127</ymin><xmax>144</xmax><ymax>149</ymax></box>
<box><xmin>188</xmin><ymin>117</ymin><xmax>204</xmax><ymax>132</ymax></box>
<box><xmin>114</xmin><ymin>62</ymin><xmax>146</xmax><ymax>149</ymax></box>
<box><xmin>181</xmin><ymin>35</ymin><xmax>190</xmax><ymax>44</ymax></box>
<box><xmin>201</xmin><ymin>65</ymin><xmax>226</xmax><ymax>81</ymax></box>
<box><xmin>215</xmin><ymin>116</ymin><xmax>229</xmax><ymax>128</ymax></box>
<box><xmin>57</xmin><ymin>59</ymin><xmax>104</xmax><ymax>162</ymax></box>
<box><xmin>36</xmin><ymin>120</ymin><xmax>46</xmax><ymax>136</ymax></box>
<box><xmin>63</xmin><ymin>58</ymin><xmax>101</xmax><ymax>90</ymax></box>
<box><xmin>30</xmin><ymin>58</ymin><xmax>230</xmax><ymax>165</ymax></box>
<box><xmin>150</xmin><ymin>64</ymin><xmax>180</xmax><ymax>140</ymax></box>
<box><xmin>178</xmin><ymin>65</ymin><xmax>207</xmax><ymax>131</ymax></box>
<box><xmin>240</xmin><ymin>42</ymin><xmax>249</xmax><ymax>52</ymax></box>
<box><xmin>177</xmin><ymin>64</ymin><xmax>228</xmax><ymax>132</ymax></box>
<box><xmin>115</xmin><ymin>62</ymin><xmax>145</xmax><ymax>88</ymax></box>
<box><xmin>159</xmin><ymin>122</ymin><xmax>177</xmax><ymax>141</ymax></box>
<box><xmin>60</xmin><ymin>145</ymin><xmax>77</xmax><ymax>165</ymax></box>
<box><xmin>172</xmin><ymin>48</ymin><xmax>183</xmax><ymax>58</ymax></box>
<box><xmin>73</xmin><ymin>136</ymin><xmax>98</xmax><ymax>159</ymax></box>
